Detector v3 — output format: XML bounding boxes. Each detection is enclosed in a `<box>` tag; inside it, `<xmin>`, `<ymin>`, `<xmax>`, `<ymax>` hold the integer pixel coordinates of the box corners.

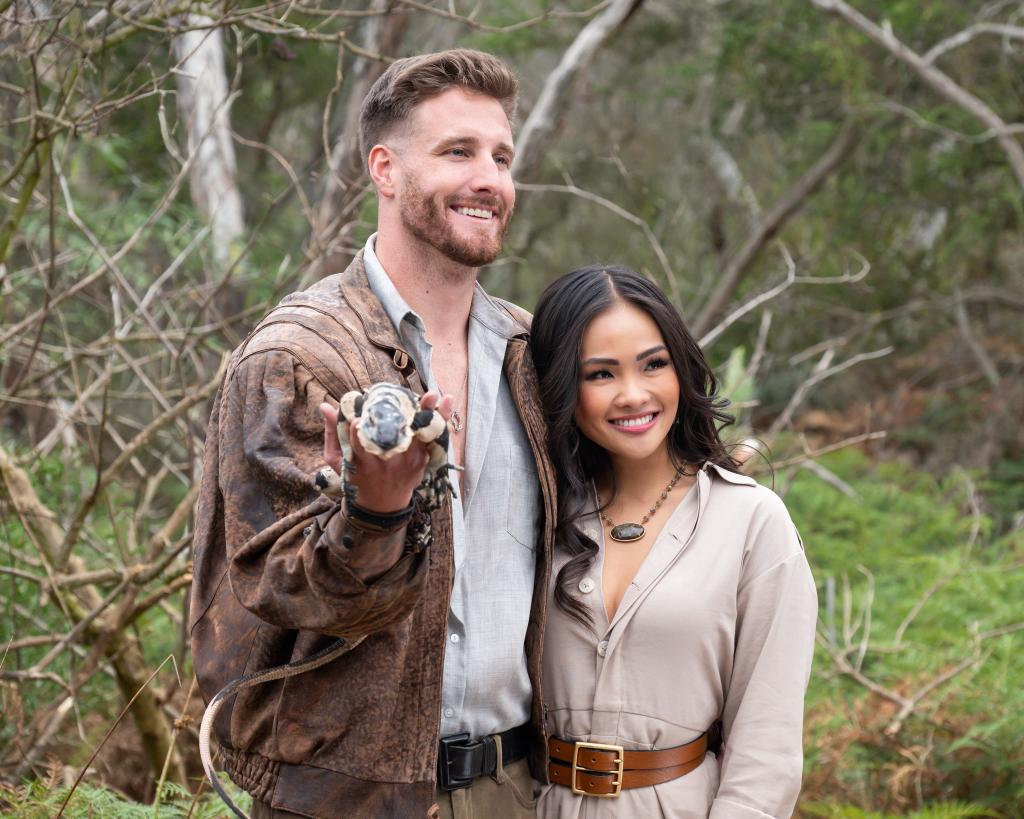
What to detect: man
<box><xmin>191</xmin><ymin>49</ymin><xmax>555</xmax><ymax>818</ymax></box>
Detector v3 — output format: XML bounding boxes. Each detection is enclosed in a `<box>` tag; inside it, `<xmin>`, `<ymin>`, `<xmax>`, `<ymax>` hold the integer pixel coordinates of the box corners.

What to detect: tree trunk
<box><xmin>173</xmin><ymin>16</ymin><xmax>245</xmax><ymax>273</ymax></box>
<box><xmin>512</xmin><ymin>0</ymin><xmax>645</xmax><ymax>183</ymax></box>
<box><xmin>0</xmin><ymin>444</ymin><xmax>189</xmax><ymax>787</ymax></box>
<box><xmin>308</xmin><ymin>1</ymin><xmax>410</xmax><ymax>277</ymax></box>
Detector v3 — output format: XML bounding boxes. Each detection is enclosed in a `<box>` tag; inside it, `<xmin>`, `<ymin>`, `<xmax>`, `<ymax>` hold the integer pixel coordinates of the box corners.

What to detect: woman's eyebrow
<box><xmin>581</xmin><ymin>356</ymin><xmax>617</xmax><ymax>366</ymax></box>
<box><xmin>637</xmin><ymin>345</ymin><xmax>667</xmax><ymax>359</ymax></box>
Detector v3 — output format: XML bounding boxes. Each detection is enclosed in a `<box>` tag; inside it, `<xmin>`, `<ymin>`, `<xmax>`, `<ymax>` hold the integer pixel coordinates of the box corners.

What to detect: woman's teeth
<box><xmin>611</xmin><ymin>414</ymin><xmax>654</xmax><ymax>428</ymax></box>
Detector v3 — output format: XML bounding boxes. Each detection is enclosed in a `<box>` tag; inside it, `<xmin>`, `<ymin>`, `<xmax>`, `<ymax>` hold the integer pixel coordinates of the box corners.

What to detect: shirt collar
<box><xmin>363</xmin><ymin>233</ymin><xmax>423</xmax><ymax>339</ymax></box>
<box><xmin>363</xmin><ymin>232</ymin><xmax>521</xmax><ymax>342</ymax></box>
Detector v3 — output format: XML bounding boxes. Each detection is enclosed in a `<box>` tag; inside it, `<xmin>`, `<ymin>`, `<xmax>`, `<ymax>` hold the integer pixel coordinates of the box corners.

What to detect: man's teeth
<box><xmin>611</xmin><ymin>414</ymin><xmax>654</xmax><ymax>428</ymax></box>
<box><xmin>456</xmin><ymin>207</ymin><xmax>493</xmax><ymax>219</ymax></box>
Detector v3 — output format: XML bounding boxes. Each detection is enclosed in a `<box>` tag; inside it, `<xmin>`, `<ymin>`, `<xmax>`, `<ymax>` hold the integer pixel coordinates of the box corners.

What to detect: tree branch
<box><xmin>692</xmin><ymin>118</ymin><xmax>861</xmax><ymax>337</ymax></box>
<box><xmin>811</xmin><ymin>0</ymin><xmax>1024</xmax><ymax>193</ymax></box>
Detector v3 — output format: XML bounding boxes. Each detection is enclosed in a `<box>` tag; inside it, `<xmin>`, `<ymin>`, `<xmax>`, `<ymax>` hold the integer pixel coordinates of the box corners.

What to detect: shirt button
<box><xmin>450</xmin><ymin>633</ymin><xmax>460</xmax><ymax>644</ymax></box>
<box><xmin>597</xmin><ymin>640</ymin><xmax>609</xmax><ymax>657</ymax></box>
<box><xmin>444</xmin><ymin>707</ymin><xmax>455</xmax><ymax>718</ymax></box>
<box><xmin>578</xmin><ymin>577</ymin><xmax>595</xmax><ymax>594</ymax></box>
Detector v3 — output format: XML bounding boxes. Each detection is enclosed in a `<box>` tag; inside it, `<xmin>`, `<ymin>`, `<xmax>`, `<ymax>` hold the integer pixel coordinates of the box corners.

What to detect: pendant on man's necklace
<box><xmin>609</xmin><ymin>523</ymin><xmax>645</xmax><ymax>542</ymax></box>
<box><xmin>449</xmin><ymin>409</ymin><xmax>465</xmax><ymax>433</ymax></box>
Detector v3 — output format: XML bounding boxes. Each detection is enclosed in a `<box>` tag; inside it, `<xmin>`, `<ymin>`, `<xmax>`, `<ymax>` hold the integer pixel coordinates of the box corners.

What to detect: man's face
<box><xmin>391</xmin><ymin>89</ymin><xmax>516</xmax><ymax>268</ymax></box>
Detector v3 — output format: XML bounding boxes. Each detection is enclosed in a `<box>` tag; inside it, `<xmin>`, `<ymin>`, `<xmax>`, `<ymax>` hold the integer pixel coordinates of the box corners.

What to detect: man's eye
<box><xmin>449</xmin><ymin>147</ymin><xmax>468</xmax><ymax>157</ymax></box>
<box><xmin>495</xmin><ymin>155</ymin><xmax>511</xmax><ymax>167</ymax></box>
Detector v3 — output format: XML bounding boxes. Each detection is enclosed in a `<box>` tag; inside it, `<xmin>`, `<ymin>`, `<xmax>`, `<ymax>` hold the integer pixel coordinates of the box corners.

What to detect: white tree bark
<box><xmin>512</xmin><ymin>0</ymin><xmax>644</xmax><ymax>182</ymax></box>
<box><xmin>311</xmin><ymin>0</ymin><xmax>410</xmax><ymax>273</ymax></box>
<box><xmin>173</xmin><ymin>16</ymin><xmax>244</xmax><ymax>269</ymax></box>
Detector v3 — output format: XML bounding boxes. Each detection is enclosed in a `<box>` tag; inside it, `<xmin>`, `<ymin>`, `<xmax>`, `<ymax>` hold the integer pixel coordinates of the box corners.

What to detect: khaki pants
<box><xmin>251</xmin><ymin>758</ymin><xmax>537</xmax><ymax>819</ymax></box>
<box><xmin>434</xmin><ymin>757</ymin><xmax>537</xmax><ymax>819</ymax></box>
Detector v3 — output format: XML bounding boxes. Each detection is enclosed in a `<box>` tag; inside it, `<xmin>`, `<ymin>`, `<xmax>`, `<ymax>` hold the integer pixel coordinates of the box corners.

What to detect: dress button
<box><xmin>578</xmin><ymin>577</ymin><xmax>595</xmax><ymax>594</ymax></box>
<box><xmin>597</xmin><ymin>640</ymin><xmax>609</xmax><ymax>657</ymax></box>
<box><xmin>444</xmin><ymin>707</ymin><xmax>455</xmax><ymax>718</ymax></box>
<box><xmin>450</xmin><ymin>633</ymin><xmax>460</xmax><ymax>644</ymax></box>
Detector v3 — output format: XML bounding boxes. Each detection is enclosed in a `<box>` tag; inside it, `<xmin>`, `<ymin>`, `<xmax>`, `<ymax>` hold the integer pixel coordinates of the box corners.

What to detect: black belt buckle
<box><xmin>437</xmin><ymin>732</ymin><xmax>477</xmax><ymax>791</ymax></box>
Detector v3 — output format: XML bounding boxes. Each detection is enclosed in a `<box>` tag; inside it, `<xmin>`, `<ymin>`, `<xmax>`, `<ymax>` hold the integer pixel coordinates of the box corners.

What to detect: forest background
<box><xmin>1</xmin><ymin>0</ymin><xmax>1022</xmax><ymax>816</ymax></box>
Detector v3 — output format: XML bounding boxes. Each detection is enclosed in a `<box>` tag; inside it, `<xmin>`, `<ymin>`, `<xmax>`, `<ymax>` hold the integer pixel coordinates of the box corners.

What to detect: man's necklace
<box><xmin>439</xmin><ymin>370</ymin><xmax>469</xmax><ymax>433</ymax></box>
<box><xmin>599</xmin><ymin>467</ymin><xmax>684</xmax><ymax>543</ymax></box>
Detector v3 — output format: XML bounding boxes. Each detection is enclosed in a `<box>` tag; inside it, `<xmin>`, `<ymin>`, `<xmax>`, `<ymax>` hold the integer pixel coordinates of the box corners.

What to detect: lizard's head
<box><xmin>354</xmin><ymin>383</ymin><xmax>419</xmax><ymax>458</ymax></box>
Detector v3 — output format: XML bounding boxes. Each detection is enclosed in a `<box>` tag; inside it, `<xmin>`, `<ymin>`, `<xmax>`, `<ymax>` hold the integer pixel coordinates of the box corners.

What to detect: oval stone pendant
<box><xmin>609</xmin><ymin>523</ymin><xmax>645</xmax><ymax>542</ymax></box>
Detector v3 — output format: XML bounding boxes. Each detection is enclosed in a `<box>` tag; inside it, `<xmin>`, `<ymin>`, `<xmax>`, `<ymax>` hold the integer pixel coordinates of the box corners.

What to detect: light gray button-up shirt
<box><xmin>363</xmin><ymin>234</ymin><xmax>538</xmax><ymax>739</ymax></box>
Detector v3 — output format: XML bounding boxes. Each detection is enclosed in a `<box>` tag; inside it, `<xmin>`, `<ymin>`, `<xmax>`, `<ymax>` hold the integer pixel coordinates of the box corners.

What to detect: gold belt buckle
<box><xmin>571</xmin><ymin>741</ymin><xmax>624</xmax><ymax>798</ymax></box>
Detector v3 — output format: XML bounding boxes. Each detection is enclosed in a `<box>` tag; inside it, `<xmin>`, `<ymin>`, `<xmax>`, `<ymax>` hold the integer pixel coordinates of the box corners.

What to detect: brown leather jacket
<box><xmin>190</xmin><ymin>254</ymin><xmax>556</xmax><ymax>817</ymax></box>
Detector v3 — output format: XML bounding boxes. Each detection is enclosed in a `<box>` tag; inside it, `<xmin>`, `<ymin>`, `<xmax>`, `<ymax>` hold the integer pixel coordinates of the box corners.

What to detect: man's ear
<box><xmin>368</xmin><ymin>144</ymin><xmax>397</xmax><ymax>198</ymax></box>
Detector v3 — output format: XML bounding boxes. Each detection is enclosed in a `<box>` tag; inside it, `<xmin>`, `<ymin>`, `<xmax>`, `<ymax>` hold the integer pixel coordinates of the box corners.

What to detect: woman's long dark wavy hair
<box><xmin>531</xmin><ymin>265</ymin><xmax>739</xmax><ymax>627</ymax></box>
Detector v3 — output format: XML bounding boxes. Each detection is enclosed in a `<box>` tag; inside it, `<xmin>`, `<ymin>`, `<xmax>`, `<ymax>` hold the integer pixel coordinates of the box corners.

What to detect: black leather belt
<box><xmin>437</xmin><ymin>723</ymin><xmax>532</xmax><ymax>791</ymax></box>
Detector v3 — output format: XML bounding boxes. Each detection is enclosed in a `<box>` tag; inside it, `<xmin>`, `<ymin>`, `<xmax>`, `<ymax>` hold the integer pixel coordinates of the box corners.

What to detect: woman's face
<box><xmin>575</xmin><ymin>300</ymin><xmax>680</xmax><ymax>467</ymax></box>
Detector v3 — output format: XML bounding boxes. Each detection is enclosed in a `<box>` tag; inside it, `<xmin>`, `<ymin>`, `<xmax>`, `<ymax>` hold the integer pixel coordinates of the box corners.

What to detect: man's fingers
<box><xmin>419</xmin><ymin>390</ymin><xmax>439</xmax><ymax>411</ymax></box>
<box><xmin>435</xmin><ymin>394</ymin><xmax>454</xmax><ymax>423</ymax></box>
<box><xmin>320</xmin><ymin>402</ymin><xmax>342</xmax><ymax>465</ymax></box>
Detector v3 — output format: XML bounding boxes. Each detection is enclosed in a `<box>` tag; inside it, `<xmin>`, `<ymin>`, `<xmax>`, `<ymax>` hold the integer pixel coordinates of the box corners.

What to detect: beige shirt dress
<box><xmin>537</xmin><ymin>463</ymin><xmax>818</xmax><ymax>819</ymax></box>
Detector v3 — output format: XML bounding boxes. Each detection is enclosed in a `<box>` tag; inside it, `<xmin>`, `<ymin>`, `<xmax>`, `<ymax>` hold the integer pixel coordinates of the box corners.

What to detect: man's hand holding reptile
<box><xmin>319</xmin><ymin>390</ymin><xmax>452</xmax><ymax>514</ymax></box>
<box><xmin>317</xmin><ymin>389</ymin><xmax>452</xmax><ymax>580</ymax></box>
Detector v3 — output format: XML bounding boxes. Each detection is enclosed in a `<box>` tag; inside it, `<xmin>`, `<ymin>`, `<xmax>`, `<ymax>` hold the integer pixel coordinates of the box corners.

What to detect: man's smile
<box><xmin>452</xmin><ymin>205</ymin><xmax>495</xmax><ymax>220</ymax></box>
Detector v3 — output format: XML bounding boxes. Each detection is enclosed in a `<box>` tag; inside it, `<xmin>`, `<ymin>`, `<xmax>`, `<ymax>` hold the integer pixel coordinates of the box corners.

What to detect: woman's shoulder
<box><xmin>703</xmin><ymin>463</ymin><xmax>806</xmax><ymax>575</ymax></box>
<box><xmin>704</xmin><ymin>462</ymin><xmax>787</xmax><ymax>515</ymax></box>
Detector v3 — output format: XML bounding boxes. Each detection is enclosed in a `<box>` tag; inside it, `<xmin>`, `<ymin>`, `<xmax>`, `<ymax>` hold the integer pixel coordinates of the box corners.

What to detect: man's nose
<box><xmin>468</xmin><ymin>155</ymin><xmax>502</xmax><ymax>192</ymax></box>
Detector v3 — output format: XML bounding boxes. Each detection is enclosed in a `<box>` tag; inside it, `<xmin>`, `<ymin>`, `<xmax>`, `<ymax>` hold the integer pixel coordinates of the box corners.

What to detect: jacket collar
<box><xmin>337</xmin><ymin>250</ymin><xmax>409</xmax><ymax>356</ymax></box>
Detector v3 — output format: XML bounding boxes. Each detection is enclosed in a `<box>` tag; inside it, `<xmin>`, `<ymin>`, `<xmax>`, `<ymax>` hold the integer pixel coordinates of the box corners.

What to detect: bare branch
<box><xmin>692</xmin><ymin>119</ymin><xmax>862</xmax><ymax>337</ymax></box>
<box><xmin>811</xmin><ymin>0</ymin><xmax>1024</xmax><ymax>192</ymax></box>
<box><xmin>923</xmin><ymin>22</ymin><xmax>1024</xmax><ymax>63</ymax></box>
<box><xmin>769</xmin><ymin>346</ymin><xmax>894</xmax><ymax>434</ymax></box>
<box><xmin>513</xmin><ymin>0</ymin><xmax>645</xmax><ymax>182</ymax></box>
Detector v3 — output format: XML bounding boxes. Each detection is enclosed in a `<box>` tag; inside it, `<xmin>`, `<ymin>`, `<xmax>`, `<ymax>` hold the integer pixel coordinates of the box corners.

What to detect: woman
<box><xmin>530</xmin><ymin>266</ymin><xmax>817</xmax><ymax>818</ymax></box>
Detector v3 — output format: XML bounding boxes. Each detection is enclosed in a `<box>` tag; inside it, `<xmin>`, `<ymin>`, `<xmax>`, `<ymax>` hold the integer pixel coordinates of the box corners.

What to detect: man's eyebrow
<box><xmin>434</xmin><ymin>136</ymin><xmax>477</xmax><ymax>151</ymax></box>
<box><xmin>433</xmin><ymin>136</ymin><xmax>515</xmax><ymax>156</ymax></box>
<box><xmin>637</xmin><ymin>345</ymin><xmax>667</xmax><ymax>360</ymax></box>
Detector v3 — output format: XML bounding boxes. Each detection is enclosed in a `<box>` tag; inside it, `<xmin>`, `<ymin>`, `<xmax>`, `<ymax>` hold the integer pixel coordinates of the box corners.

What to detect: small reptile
<box><xmin>199</xmin><ymin>383</ymin><xmax>456</xmax><ymax>819</ymax></box>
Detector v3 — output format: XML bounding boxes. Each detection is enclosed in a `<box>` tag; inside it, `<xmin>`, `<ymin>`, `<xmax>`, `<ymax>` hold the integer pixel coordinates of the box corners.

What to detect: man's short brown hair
<box><xmin>359</xmin><ymin>48</ymin><xmax>518</xmax><ymax>165</ymax></box>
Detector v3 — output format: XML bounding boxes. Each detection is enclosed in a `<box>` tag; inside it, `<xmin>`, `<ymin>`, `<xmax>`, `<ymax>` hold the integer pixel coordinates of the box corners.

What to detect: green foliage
<box><xmin>785</xmin><ymin>452</ymin><xmax>1024</xmax><ymax>812</ymax></box>
<box><xmin>0</xmin><ymin>779</ymin><xmax>252</xmax><ymax>818</ymax></box>
<box><xmin>802</xmin><ymin>801</ymin><xmax>999</xmax><ymax>818</ymax></box>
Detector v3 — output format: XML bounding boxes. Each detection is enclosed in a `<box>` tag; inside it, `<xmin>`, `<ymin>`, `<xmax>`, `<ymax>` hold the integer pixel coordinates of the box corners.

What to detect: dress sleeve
<box><xmin>709</xmin><ymin>492</ymin><xmax>818</xmax><ymax>819</ymax></box>
<box><xmin>217</xmin><ymin>349</ymin><xmax>430</xmax><ymax>637</ymax></box>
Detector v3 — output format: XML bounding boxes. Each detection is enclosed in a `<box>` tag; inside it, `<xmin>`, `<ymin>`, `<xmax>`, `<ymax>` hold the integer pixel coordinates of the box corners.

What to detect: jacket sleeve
<box><xmin>218</xmin><ymin>348</ymin><xmax>430</xmax><ymax>638</ymax></box>
<box><xmin>709</xmin><ymin>492</ymin><xmax>818</xmax><ymax>819</ymax></box>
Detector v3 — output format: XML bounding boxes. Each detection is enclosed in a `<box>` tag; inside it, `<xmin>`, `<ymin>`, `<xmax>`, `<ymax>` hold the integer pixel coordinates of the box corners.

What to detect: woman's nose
<box><xmin>613</xmin><ymin>376</ymin><xmax>649</xmax><ymax>406</ymax></box>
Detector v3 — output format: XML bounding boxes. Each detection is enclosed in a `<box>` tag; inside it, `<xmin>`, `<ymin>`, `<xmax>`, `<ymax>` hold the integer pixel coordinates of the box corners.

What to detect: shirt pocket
<box><xmin>506</xmin><ymin>444</ymin><xmax>540</xmax><ymax>550</ymax></box>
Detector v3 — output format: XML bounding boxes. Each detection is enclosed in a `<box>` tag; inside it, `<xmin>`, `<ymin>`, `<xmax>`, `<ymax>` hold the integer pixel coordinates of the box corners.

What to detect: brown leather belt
<box><xmin>547</xmin><ymin>728</ymin><xmax>714</xmax><ymax>798</ymax></box>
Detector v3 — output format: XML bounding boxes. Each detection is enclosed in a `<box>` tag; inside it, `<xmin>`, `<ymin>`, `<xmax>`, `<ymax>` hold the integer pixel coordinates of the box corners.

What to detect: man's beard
<box><xmin>399</xmin><ymin>174</ymin><xmax>512</xmax><ymax>268</ymax></box>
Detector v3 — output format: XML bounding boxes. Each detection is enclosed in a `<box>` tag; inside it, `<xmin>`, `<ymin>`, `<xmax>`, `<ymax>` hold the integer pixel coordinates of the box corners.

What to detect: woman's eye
<box><xmin>645</xmin><ymin>357</ymin><xmax>669</xmax><ymax>371</ymax></box>
<box><xmin>583</xmin><ymin>369</ymin><xmax>612</xmax><ymax>381</ymax></box>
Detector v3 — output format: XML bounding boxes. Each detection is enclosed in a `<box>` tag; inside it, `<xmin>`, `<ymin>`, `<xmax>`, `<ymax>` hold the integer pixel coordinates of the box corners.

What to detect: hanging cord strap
<box><xmin>198</xmin><ymin>636</ymin><xmax>365</xmax><ymax>819</ymax></box>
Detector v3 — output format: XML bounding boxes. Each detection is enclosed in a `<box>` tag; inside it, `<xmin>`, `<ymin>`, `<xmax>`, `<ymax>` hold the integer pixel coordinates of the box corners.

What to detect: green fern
<box><xmin>0</xmin><ymin>779</ymin><xmax>253</xmax><ymax>818</ymax></box>
<box><xmin>801</xmin><ymin>801</ymin><xmax>1002</xmax><ymax>819</ymax></box>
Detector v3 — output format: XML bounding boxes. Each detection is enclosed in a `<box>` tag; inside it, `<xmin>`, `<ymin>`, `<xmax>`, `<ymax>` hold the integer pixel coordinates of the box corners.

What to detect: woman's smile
<box><xmin>608</xmin><ymin>411</ymin><xmax>660</xmax><ymax>432</ymax></box>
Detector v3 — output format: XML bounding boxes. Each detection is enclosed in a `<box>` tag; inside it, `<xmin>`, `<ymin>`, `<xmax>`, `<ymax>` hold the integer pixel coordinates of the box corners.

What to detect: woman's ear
<box><xmin>367</xmin><ymin>144</ymin><xmax>396</xmax><ymax>197</ymax></box>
